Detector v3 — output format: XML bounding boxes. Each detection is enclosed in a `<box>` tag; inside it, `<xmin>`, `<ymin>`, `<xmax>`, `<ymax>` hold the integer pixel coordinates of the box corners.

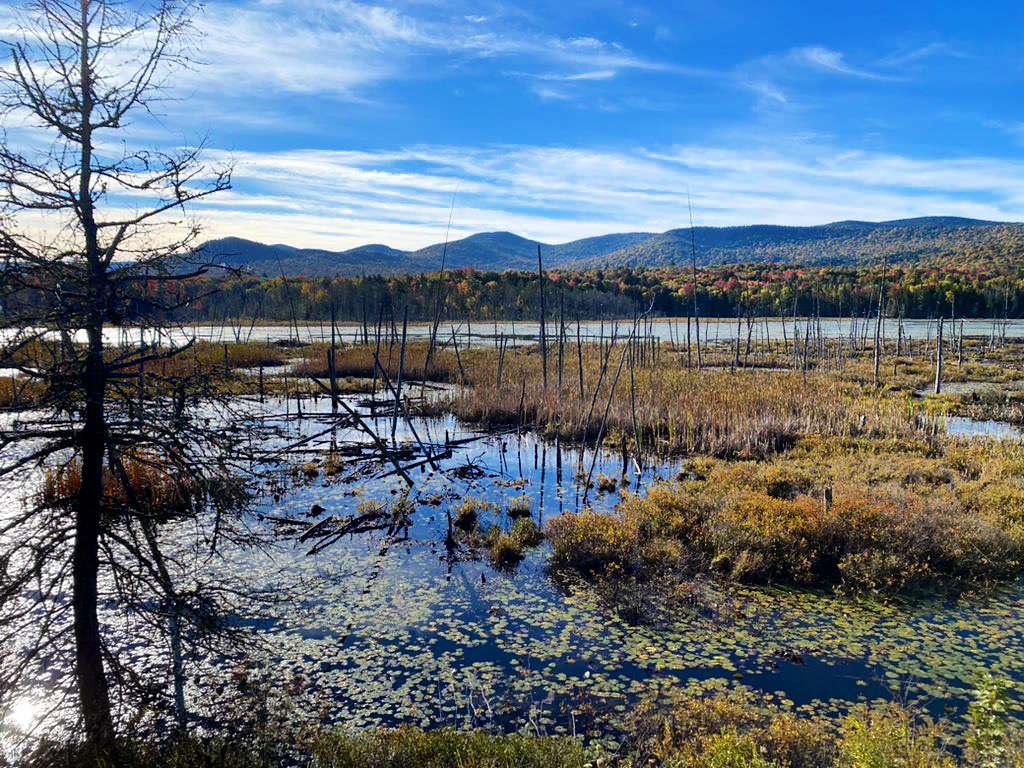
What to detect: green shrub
<box><xmin>509</xmin><ymin>517</ymin><xmax>543</xmax><ymax>547</ymax></box>
<box><xmin>18</xmin><ymin>737</ymin><xmax>274</xmax><ymax>768</ymax></box>
<box><xmin>838</xmin><ymin>705</ymin><xmax>954</xmax><ymax>768</ymax></box>
<box><xmin>703</xmin><ymin>731</ymin><xmax>777</xmax><ymax>768</ymax></box>
<box><xmin>966</xmin><ymin>674</ymin><xmax>1023</xmax><ymax>768</ymax></box>
<box><xmin>626</xmin><ymin>691</ymin><xmax>835</xmax><ymax>768</ymax></box>
<box><xmin>487</xmin><ymin>531</ymin><xmax>526</xmax><ymax>569</ymax></box>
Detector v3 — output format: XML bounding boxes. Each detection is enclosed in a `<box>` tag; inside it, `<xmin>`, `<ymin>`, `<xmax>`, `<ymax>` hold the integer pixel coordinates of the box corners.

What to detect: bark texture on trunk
<box><xmin>75</xmin><ymin>328</ymin><xmax>114</xmax><ymax>745</ymax></box>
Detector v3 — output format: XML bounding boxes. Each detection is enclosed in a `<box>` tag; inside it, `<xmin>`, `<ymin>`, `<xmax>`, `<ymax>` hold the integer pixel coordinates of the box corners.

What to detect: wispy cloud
<box><xmin>151</xmin><ymin>2</ymin><xmax>936</xmax><ymax>121</ymax></box>
<box><xmin>179</xmin><ymin>141</ymin><xmax>1024</xmax><ymax>250</ymax></box>
<box><xmin>743</xmin><ymin>80</ymin><xmax>789</xmax><ymax>106</ymax></box>
<box><xmin>532</xmin><ymin>85</ymin><xmax>573</xmax><ymax>101</ymax></box>
<box><xmin>879</xmin><ymin>42</ymin><xmax>962</xmax><ymax>68</ymax></box>
<box><xmin>186</xmin><ymin>0</ymin><xmax>677</xmax><ymax>104</ymax></box>
<box><xmin>189</xmin><ymin>1</ymin><xmax>423</xmax><ymax>98</ymax></box>
<box><xmin>513</xmin><ymin>70</ymin><xmax>618</xmax><ymax>82</ymax></box>
<box><xmin>789</xmin><ymin>46</ymin><xmax>898</xmax><ymax>81</ymax></box>
<box><xmin>735</xmin><ymin>43</ymin><xmax>908</xmax><ymax>111</ymax></box>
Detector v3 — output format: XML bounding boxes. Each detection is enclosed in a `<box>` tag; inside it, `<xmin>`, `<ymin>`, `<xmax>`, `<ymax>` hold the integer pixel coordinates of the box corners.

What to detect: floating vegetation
<box><xmin>12</xmin><ymin>347</ymin><xmax>1024</xmax><ymax>751</ymax></box>
<box><xmin>106</xmin><ymin>392</ymin><xmax>1004</xmax><ymax>747</ymax></box>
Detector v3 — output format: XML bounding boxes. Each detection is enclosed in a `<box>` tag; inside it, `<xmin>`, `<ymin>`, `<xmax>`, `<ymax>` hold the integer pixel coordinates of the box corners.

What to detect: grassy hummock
<box><xmin>548</xmin><ymin>437</ymin><xmax>1024</xmax><ymax>595</ymax></box>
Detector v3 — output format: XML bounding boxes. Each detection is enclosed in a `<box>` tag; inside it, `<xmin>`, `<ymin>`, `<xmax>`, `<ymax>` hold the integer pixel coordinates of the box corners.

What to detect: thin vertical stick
<box><xmin>496</xmin><ymin>333</ymin><xmax>506</xmax><ymax>388</ymax></box>
<box><xmin>688</xmin><ymin>195</ymin><xmax>702</xmax><ymax>369</ymax></box>
<box><xmin>329</xmin><ymin>302</ymin><xmax>339</xmax><ymax>412</ymax></box>
<box><xmin>450</xmin><ymin>326</ymin><xmax>466</xmax><ymax>385</ymax></box>
<box><xmin>734</xmin><ymin>308</ymin><xmax>741</xmax><ymax>368</ymax></box>
<box><xmin>558</xmin><ymin>282</ymin><xmax>565</xmax><ymax>391</ymax></box>
<box><xmin>873</xmin><ymin>258</ymin><xmax>886</xmax><ymax>388</ymax></box>
<box><xmin>686</xmin><ymin>313</ymin><xmax>692</xmax><ymax>368</ymax></box>
<box><xmin>537</xmin><ymin>244</ymin><xmax>548</xmax><ymax>388</ymax></box>
<box><xmin>576</xmin><ymin>308</ymin><xmax>585</xmax><ymax>400</ymax></box>
<box><xmin>583</xmin><ymin>309</ymin><xmax>648</xmax><ymax>504</ymax></box>
<box><xmin>392</xmin><ymin>307</ymin><xmax>408</xmax><ymax>442</ymax></box>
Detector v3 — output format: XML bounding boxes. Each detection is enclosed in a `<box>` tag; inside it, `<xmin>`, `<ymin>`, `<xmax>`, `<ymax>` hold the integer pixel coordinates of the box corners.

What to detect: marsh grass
<box><xmin>295</xmin><ymin>342</ymin><xmax>463</xmax><ymax>383</ymax></box>
<box><xmin>188</xmin><ymin>341</ymin><xmax>287</xmax><ymax>370</ymax></box>
<box><xmin>0</xmin><ymin>340</ymin><xmax>295</xmax><ymax>409</ymax></box>
<box><xmin>548</xmin><ymin>438</ymin><xmax>1024</xmax><ymax>594</ymax></box>
<box><xmin>448</xmin><ymin>347</ymin><xmax>933</xmax><ymax>459</ymax></box>
<box><xmin>0</xmin><ymin>375</ymin><xmax>42</xmax><ymax>408</ymax></box>
<box><xmin>622</xmin><ymin>689</ymin><xmax>1020</xmax><ymax>768</ymax></box>
<box><xmin>14</xmin><ymin>688</ymin><xmax>1024</xmax><ymax>768</ymax></box>
<box><xmin>19</xmin><ymin>729</ymin><xmax>591</xmax><ymax>768</ymax></box>
<box><xmin>295</xmin><ymin>338</ymin><xmax>928</xmax><ymax>458</ymax></box>
<box><xmin>40</xmin><ymin>456</ymin><xmax>209</xmax><ymax>519</ymax></box>
<box><xmin>451</xmin><ymin>496</ymin><xmax>544</xmax><ymax>569</ymax></box>
<box><xmin>455</xmin><ymin>497</ymin><xmax>498</xmax><ymax>530</ymax></box>
<box><xmin>309</xmin><ymin>728</ymin><xmax>589</xmax><ymax>768</ymax></box>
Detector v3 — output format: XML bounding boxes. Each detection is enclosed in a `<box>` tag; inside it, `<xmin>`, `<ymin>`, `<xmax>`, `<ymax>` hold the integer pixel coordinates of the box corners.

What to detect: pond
<box><xmin>4</xmin><ymin>395</ymin><xmax>1024</xmax><ymax>750</ymax></box>
<box><xmin>198</xmin><ymin>397</ymin><xmax>1024</xmax><ymax>738</ymax></box>
<box><xmin>5</xmin><ymin>316</ymin><xmax>1024</xmax><ymax>349</ymax></box>
<box><xmin>946</xmin><ymin>416</ymin><xmax>1024</xmax><ymax>440</ymax></box>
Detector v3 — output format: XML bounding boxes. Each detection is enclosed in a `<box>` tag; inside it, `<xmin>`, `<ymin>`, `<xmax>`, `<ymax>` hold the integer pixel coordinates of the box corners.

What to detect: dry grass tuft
<box><xmin>548</xmin><ymin>440</ymin><xmax>1024</xmax><ymax>594</ymax></box>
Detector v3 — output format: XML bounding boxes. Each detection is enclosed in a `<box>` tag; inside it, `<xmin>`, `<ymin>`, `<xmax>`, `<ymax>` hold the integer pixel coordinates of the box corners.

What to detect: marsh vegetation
<box><xmin>8</xmin><ymin>321</ymin><xmax>1024</xmax><ymax>766</ymax></box>
<box><xmin>1</xmin><ymin>2</ymin><xmax>1023</xmax><ymax>764</ymax></box>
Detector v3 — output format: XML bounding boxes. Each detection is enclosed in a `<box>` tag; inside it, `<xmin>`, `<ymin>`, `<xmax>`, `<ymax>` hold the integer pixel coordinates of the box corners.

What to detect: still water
<box><xmin>3</xmin><ymin>316</ymin><xmax>1021</xmax><ymax>348</ymax></box>
<box><xmin>3</xmin><ymin>395</ymin><xmax>1023</xmax><ymax>751</ymax></box>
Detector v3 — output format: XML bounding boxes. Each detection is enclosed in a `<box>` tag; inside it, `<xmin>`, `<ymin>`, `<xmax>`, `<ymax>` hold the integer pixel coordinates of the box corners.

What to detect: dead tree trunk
<box><xmin>537</xmin><ymin>244</ymin><xmax>548</xmax><ymax>388</ymax></box>
<box><xmin>73</xmin><ymin>18</ymin><xmax>114</xmax><ymax>740</ymax></box>
<box><xmin>77</xmin><ymin>325</ymin><xmax>114</xmax><ymax>746</ymax></box>
<box><xmin>329</xmin><ymin>303</ymin><xmax>339</xmax><ymax>412</ymax></box>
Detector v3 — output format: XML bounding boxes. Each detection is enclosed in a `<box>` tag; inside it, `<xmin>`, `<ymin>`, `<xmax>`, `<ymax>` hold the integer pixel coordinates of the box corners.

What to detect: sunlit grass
<box><xmin>548</xmin><ymin>437</ymin><xmax>1024</xmax><ymax>594</ymax></box>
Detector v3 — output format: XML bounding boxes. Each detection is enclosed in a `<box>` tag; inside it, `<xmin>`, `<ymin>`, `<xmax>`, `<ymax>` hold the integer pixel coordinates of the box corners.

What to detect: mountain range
<box><xmin>198</xmin><ymin>217</ymin><xmax>1024</xmax><ymax>277</ymax></box>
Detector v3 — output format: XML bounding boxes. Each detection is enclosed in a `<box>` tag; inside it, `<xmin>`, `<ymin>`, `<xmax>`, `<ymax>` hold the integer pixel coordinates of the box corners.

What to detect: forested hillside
<box><xmin>176</xmin><ymin>259</ymin><xmax>1024</xmax><ymax>322</ymax></box>
<box><xmin>196</xmin><ymin>218</ymin><xmax>1024</xmax><ymax>277</ymax></box>
<box><xmin>574</xmin><ymin>218</ymin><xmax>1024</xmax><ymax>268</ymax></box>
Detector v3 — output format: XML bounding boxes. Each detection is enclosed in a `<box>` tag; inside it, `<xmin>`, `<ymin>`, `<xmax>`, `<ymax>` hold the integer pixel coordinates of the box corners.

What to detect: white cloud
<box><xmin>173</xmin><ymin>141</ymin><xmax>1024</xmax><ymax>251</ymax></box>
<box><xmin>189</xmin><ymin>1</ymin><xmax>418</xmax><ymax>98</ymax></box>
<box><xmin>522</xmin><ymin>70</ymin><xmax>618</xmax><ymax>81</ymax></box>
<box><xmin>879</xmin><ymin>42</ymin><xmax>961</xmax><ymax>68</ymax></box>
<box><xmin>184</xmin><ymin>0</ymin><xmax>676</xmax><ymax>103</ymax></box>
<box><xmin>735</xmin><ymin>43</ymin><xmax>905</xmax><ymax>112</ymax></box>
<box><xmin>743</xmin><ymin>80</ymin><xmax>788</xmax><ymax>106</ymax></box>
<box><xmin>790</xmin><ymin>46</ymin><xmax>896</xmax><ymax>81</ymax></box>
<box><xmin>532</xmin><ymin>86</ymin><xmax>573</xmax><ymax>101</ymax></box>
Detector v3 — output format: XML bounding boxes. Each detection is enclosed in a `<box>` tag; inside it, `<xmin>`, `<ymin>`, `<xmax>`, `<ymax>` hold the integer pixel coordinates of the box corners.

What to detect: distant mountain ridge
<box><xmin>587</xmin><ymin>217</ymin><xmax>1020</xmax><ymax>268</ymax></box>
<box><xmin>198</xmin><ymin>217</ymin><xmax>1024</xmax><ymax>277</ymax></box>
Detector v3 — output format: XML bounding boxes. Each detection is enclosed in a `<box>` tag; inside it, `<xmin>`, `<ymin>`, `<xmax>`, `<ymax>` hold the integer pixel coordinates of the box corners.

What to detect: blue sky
<box><xmin>9</xmin><ymin>0</ymin><xmax>1024</xmax><ymax>249</ymax></box>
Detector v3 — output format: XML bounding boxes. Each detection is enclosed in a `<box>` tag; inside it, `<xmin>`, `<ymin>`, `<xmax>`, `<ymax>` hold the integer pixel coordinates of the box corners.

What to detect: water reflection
<box><xmin>1</xmin><ymin>696</ymin><xmax>42</xmax><ymax>759</ymax></box>
<box><xmin>946</xmin><ymin>416</ymin><xmax>1024</xmax><ymax>440</ymax></box>
<box><xmin>5</xmin><ymin>395</ymin><xmax>1024</xmax><ymax>746</ymax></box>
<box><xmin>5</xmin><ymin>316</ymin><xmax>1024</xmax><ymax>348</ymax></box>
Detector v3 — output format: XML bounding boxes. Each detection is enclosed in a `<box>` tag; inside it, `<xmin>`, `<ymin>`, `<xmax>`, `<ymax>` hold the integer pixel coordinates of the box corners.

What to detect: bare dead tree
<box><xmin>0</xmin><ymin>0</ymin><xmax>279</xmax><ymax>752</ymax></box>
<box><xmin>687</xmin><ymin>193</ymin><xmax>702</xmax><ymax>369</ymax></box>
<box><xmin>872</xmin><ymin>257</ymin><xmax>887</xmax><ymax>388</ymax></box>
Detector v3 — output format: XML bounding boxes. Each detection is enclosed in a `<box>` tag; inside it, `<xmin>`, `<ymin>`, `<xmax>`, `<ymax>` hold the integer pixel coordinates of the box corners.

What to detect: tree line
<box><xmin>165</xmin><ymin>262</ymin><xmax>1024</xmax><ymax>322</ymax></box>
